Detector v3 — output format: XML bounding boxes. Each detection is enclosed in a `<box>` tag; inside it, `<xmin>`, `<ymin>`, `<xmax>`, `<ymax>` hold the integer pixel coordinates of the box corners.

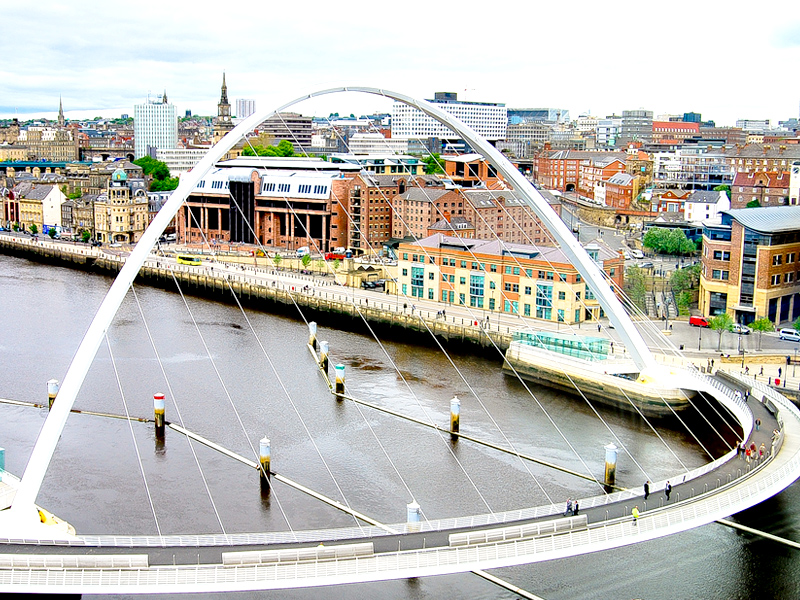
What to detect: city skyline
<box><xmin>2</xmin><ymin>1</ymin><xmax>800</xmax><ymax>127</ymax></box>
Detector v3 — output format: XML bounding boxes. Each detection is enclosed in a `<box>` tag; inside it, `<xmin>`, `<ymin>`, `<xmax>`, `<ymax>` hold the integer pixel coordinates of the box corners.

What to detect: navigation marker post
<box><xmin>406</xmin><ymin>501</ymin><xmax>421</xmax><ymax>532</ymax></box>
<box><xmin>334</xmin><ymin>364</ymin><xmax>346</xmax><ymax>401</ymax></box>
<box><xmin>604</xmin><ymin>443</ymin><xmax>618</xmax><ymax>487</ymax></box>
<box><xmin>153</xmin><ymin>393</ymin><xmax>166</xmax><ymax>439</ymax></box>
<box><xmin>319</xmin><ymin>340</ymin><xmax>329</xmax><ymax>374</ymax></box>
<box><xmin>450</xmin><ymin>396</ymin><xmax>461</xmax><ymax>440</ymax></box>
<box><xmin>259</xmin><ymin>437</ymin><xmax>271</xmax><ymax>492</ymax></box>
<box><xmin>308</xmin><ymin>321</ymin><xmax>317</xmax><ymax>351</ymax></box>
<box><xmin>47</xmin><ymin>379</ymin><xmax>59</xmax><ymax>410</ymax></box>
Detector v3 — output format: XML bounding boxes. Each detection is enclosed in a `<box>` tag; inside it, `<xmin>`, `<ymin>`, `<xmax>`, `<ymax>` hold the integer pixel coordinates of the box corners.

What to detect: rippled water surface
<box><xmin>0</xmin><ymin>254</ymin><xmax>798</xmax><ymax>599</ymax></box>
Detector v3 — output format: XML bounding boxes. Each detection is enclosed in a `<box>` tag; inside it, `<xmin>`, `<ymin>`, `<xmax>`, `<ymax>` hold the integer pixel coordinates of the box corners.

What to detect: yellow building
<box><xmin>93</xmin><ymin>169</ymin><xmax>149</xmax><ymax>244</ymax></box>
<box><xmin>397</xmin><ymin>234</ymin><xmax>624</xmax><ymax>325</ymax></box>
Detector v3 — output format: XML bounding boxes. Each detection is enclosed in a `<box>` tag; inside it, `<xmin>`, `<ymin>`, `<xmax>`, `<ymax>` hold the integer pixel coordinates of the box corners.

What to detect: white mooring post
<box><xmin>47</xmin><ymin>379</ymin><xmax>59</xmax><ymax>410</ymax></box>
<box><xmin>259</xmin><ymin>437</ymin><xmax>271</xmax><ymax>491</ymax></box>
<box><xmin>604</xmin><ymin>443</ymin><xmax>618</xmax><ymax>487</ymax></box>
<box><xmin>406</xmin><ymin>501</ymin><xmax>421</xmax><ymax>531</ymax></box>
<box><xmin>334</xmin><ymin>364</ymin><xmax>346</xmax><ymax>400</ymax></box>
<box><xmin>153</xmin><ymin>393</ymin><xmax>166</xmax><ymax>439</ymax></box>
<box><xmin>319</xmin><ymin>340</ymin><xmax>329</xmax><ymax>374</ymax></box>
<box><xmin>450</xmin><ymin>396</ymin><xmax>461</xmax><ymax>440</ymax></box>
<box><xmin>308</xmin><ymin>321</ymin><xmax>318</xmax><ymax>351</ymax></box>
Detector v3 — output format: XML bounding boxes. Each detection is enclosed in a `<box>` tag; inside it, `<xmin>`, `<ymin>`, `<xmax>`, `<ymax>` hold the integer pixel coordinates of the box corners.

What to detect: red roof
<box><xmin>732</xmin><ymin>171</ymin><xmax>790</xmax><ymax>189</ymax></box>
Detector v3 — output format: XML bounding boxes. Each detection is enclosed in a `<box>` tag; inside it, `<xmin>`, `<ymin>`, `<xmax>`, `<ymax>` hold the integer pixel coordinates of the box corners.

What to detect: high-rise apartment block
<box><xmin>391</xmin><ymin>92</ymin><xmax>507</xmax><ymax>142</ymax></box>
<box><xmin>133</xmin><ymin>92</ymin><xmax>178</xmax><ymax>159</ymax></box>
<box><xmin>236</xmin><ymin>99</ymin><xmax>256</xmax><ymax>119</ymax></box>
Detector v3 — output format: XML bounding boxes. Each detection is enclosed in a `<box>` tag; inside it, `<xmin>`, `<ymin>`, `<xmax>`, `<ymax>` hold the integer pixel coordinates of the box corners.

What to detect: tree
<box><xmin>746</xmin><ymin>199</ymin><xmax>761</xmax><ymax>208</ymax></box>
<box><xmin>48</xmin><ymin>228</ymin><xmax>57</xmax><ymax>239</ymax></box>
<box><xmin>315</xmin><ymin>258</ymin><xmax>325</xmax><ymax>274</ymax></box>
<box><xmin>29</xmin><ymin>224</ymin><xmax>38</xmax><ymax>235</ymax></box>
<box><xmin>713</xmin><ymin>184</ymin><xmax>731</xmax><ymax>198</ymax></box>
<box><xmin>423</xmin><ymin>153</ymin><xmax>444</xmax><ymax>174</ymax></box>
<box><xmin>709</xmin><ymin>313</ymin><xmax>734</xmax><ymax>351</ymax></box>
<box><xmin>242</xmin><ymin>140</ymin><xmax>297</xmax><ymax>157</ymax></box>
<box><xmin>134</xmin><ymin>156</ymin><xmax>178</xmax><ymax>191</ymax></box>
<box><xmin>750</xmin><ymin>317</ymin><xmax>774</xmax><ymax>351</ymax></box>
<box><xmin>623</xmin><ymin>266</ymin><xmax>648</xmax><ymax>312</ymax></box>
<box><xmin>676</xmin><ymin>290</ymin><xmax>692</xmax><ymax>316</ymax></box>
<box><xmin>272</xmin><ymin>254</ymin><xmax>282</xmax><ymax>269</ymax></box>
<box><xmin>81</xmin><ymin>231</ymin><xmax>91</xmax><ymax>243</ymax></box>
<box><xmin>301</xmin><ymin>253</ymin><xmax>311</xmax><ymax>270</ymax></box>
<box><xmin>643</xmin><ymin>227</ymin><xmax>696</xmax><ymax>256</ymax></box>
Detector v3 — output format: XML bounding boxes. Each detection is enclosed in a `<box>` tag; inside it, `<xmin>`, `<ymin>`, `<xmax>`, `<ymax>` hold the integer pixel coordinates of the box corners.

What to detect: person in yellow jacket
<box><xmin>632</xmin><ymin>506</ymin><xmax>640</xmax><ymax>525</ymax></box>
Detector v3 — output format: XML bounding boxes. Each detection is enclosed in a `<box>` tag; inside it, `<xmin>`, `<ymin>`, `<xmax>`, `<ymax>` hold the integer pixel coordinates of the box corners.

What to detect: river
<box><xmin>0</xmin><ymin>253</ymin><xmax>798</xmax><ymax>599</ymax></box>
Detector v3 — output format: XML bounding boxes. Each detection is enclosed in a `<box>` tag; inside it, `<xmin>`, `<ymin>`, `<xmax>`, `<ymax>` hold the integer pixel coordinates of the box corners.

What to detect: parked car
<box><xmin>689</xmin><ymin>315</ymin><xmax>710</xmax><ymax>327</ymax></box>
<box><xmin>630</xmin><ymin>249</ymin><xmax>644</xmax><ymax>259</ymax></box>
<box><xmin>779</xmin><ymin>328</ymin><xmax>800</xmax><ymax>342</ymax></box>
<box><xmin>732</xmin><ymin>323</ymin><xmax>751</xmax><ymax>335</ymax></box>
<box><xmin>639</xmin><ymin>262</ymin><xmax>654</xmax><ymax>269</ymax></box>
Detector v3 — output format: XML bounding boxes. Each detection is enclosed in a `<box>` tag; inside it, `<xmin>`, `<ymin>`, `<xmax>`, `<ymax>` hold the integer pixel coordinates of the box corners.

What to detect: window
<box><xmin>460</xmin><ymin>277</ymin><xmax>466</xmax><ymax>285</ymax></box>
<box><xmin>505</xmin><ymin>266</ymin><xmax>512</xmax><ymax>274</ymax></box>
<box><xmin>402</xmin><ymin>268</ymin><xmax>408</xmax><ymax>276</ymax></box>
<box><xmin>558</xmin><ymin>291</ymin><xmax>566</xmax><ymax>300</ymax></box>
<box><xmin>278</xmin><ymin>183</ymin><xmax>290</xmax><ymax>193</ymax></box>
<box><xmin>788</xmin><ymin>253</ymin><xmax>796</xmax><ymax>264</ymax></box>
<box><xmin>461</xmin><ymin>260</ymin><xmax>467</xmax><ymax>268</ymax></box>
<box><xmin>712</xmin><ymin>270</ymin><xmax>729</xmax><ymax>280</ymax></box>
<box><xmin>524</xmin><ymin>286</ymin><xmax>532</xmax><ymax>295</ymax></box>
<box><xmin>524</xmin><ymin>304</ymin><xmax>531</xmax><ymax>316</ymax></box>
<box><xmin>785</xmin><ymin>272</ymin><xmax>795</xmax><ymax>283</ymax></box>
<box><xmin>490</xmin><ymin>264</ymin><xmax>497</xmax><ymax>272</ymax></box>
<box><xmin>428</xmin><ymin>289</ymin><xmax>434</xmax><ymax>299</ymax></box>
<box><xmin>298</xmin><ymin>184</ymin><xmax>312</xmax><ymax>194</ymax></box>
<box><xmin>504</xmin><ymin>300</ymin><xmax>519</xmax><ymax>314</ymax></box>
<box><xmin>411</xmin><ymin>267</ymin><xmax>424</xmax><ymax>297</ymax></box>
<box><xmin>536</xmin><ymin>284</ymin><xmax>553</xmax><ymax>319</ymax></box>
<box><xmin>513</xmin><ymin>267</ymin><xmax>520</xmax><ymax>275</ymax></box>
<box><xmin>713</xmin><ymin>250</ymin><xmax>731</xmax><ymax>261</ymax></box>
<box><xmin>771</xmin><ymin>274</ymin><xmax>781</xmax><ymax>285</ymax></box>
<box><xmin>428</xmin><ymin>272</ymin><xmax>434</xmax><ymax>280</ymax></box>
<box><xmin>489</xmin><ymin>281</ymin><xmax>496</xmax><ymax>289</ymax></box>
<box><xmin>773</xmin><ymin>255</ymin><xmax>783</xmax><ymax>266</ymax></box>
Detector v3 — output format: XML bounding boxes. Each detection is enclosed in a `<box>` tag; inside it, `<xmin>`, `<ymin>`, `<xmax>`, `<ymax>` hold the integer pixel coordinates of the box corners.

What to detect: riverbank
<box><xmin>0</xmin><ymin>235</ymin><xmax>512</xmax><ymax>357</ymax></box>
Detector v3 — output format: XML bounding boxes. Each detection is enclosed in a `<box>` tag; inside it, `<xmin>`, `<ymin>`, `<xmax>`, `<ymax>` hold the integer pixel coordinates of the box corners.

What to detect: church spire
<box><xmin>162</xmin><ymin>89</ymin><xmax>168</xmax><ymax>104</ymax></box>
<box><xmin>220</xmin><ymin>72</ymin><xmax>229</xmax><ymax>105</ymax></box>
<box><xmin>58</xmin><ymin>96</ymin><xmax>65</xmax><ymax>127</ymax></box>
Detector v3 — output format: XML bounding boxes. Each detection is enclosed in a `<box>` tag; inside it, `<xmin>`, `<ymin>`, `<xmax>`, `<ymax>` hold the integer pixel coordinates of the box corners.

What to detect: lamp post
<box><xmin>739</xmin><ymin>334</ymin><xmax>745</xmax><ymax>369</ymax></box>
<box><xmin>698</xmin><ymin>325</ymin><xmax>702</xmax><ymax>351</ymax></box>
<box><xmin>794</xmin><ymin>346</ymin><xmax>798</xmax><ymax>378</ymax></box>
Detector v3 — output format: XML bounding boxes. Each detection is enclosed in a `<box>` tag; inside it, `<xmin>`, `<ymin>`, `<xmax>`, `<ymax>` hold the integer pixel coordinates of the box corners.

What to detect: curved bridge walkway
<box><xmin>1</xmin><ymin>369</ymin><xmax>799</xmax><ymax>595</ymax></box>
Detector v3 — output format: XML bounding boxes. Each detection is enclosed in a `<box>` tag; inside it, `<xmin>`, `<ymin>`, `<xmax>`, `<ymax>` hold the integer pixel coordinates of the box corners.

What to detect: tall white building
<box><xmin>391</xmin><ymin>92</ymin><xmax>506</xmax><ymax>142</ymax></box>
<box><xmin>134</xmin><ymin>92</ymin><xmax>178</xmax><ymax>159</ymax></box>
<box><xmin>236</xmin><ymin>99</ymin><xmax>256</xmax><ymax>119</ymax></box>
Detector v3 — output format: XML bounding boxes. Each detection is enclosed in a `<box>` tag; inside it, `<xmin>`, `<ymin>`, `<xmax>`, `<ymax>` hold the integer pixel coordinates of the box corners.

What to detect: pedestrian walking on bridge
<box><xmin>643</xmin><ymin>480</ymin><xmax>650</xmax><ymax>500</ymax></box>
<box><xmin>632</xmin><ymin>506</ymin><xmax>640</xmax><ymax>526</ymax></box>
<box><xmin>665</xmin><ymin>481</ymin><xmax>672</xmax><ymax>501</ymax></box>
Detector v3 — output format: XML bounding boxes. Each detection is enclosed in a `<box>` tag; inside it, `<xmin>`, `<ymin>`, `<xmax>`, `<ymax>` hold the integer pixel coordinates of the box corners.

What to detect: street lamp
<box><xmin>739</xmin><ymin>334</ymin><xmax>745</xmax><ymax>369</ymax></box>
<box><xmin>697</xmin><ymin>326</ymin><xmax>702</xmax><ymax>351</ymax></box>
<box><xmin>794</xmin><ymin>347</ymin><xmax>798</xmax><ymax>378</ymax></box>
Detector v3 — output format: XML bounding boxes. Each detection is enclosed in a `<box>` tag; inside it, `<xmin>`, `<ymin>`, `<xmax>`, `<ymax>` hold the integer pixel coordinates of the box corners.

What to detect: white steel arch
<box><xmin>5</xmin><ymin>87</ymin><xmax>656</xmax><ymax>533</ymax></box>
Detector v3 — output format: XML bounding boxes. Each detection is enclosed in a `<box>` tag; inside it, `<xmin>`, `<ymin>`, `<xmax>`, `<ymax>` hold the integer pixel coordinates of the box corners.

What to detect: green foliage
<box><xmin>12</xmin><ymin>222</ymin><xmax>19</xmax><ymax>231</ymax></box>
<box><xmin>623</xmin><ymin>266</ymin><xmax>648</xmax><ymax>312</ymax></box>
<box><xmin>134</xmin><ymin>156</ymin><xmax>177</xmax><ymax>191</ymax></box>
<box><xmin>81</xmin><ymin>231</ymin><xmax>91</xmax><ymax>243</ymax></box>
<box><xmin>150</xmin><ymin>177</ymin><xmax>179</xmax><ymax>191</ymax></box>
<box><xmin>794</xmin><ymin>316</ymin><xmax>800</xmax><ymax>332</ymax></box>
<box><xmin>272</xmin><ymin>254</ymin><xmax>282</xmax><ymax>268</ymax></box>
<box><xmin>243</xmin><ymin>140</ymin><xmax>297</xmax><ymax>157</ymax></box>
<box><xmin>48</xmin><ymin>228</ymin><xmax>57</xmax><ymax>239</ymax></box>
<box><xmin>751</xmin><ymin>317</ymin><xmax>775</xmax><ymax>351</ymax></box>
<box><xmin>301</xmin><ymin>253</ymin><xmax>311</xmax><ymax>268</ymax></box>
<box><xmin>642</xmin><ymin>227</ymin><xmax>696</xmax><ymax>256</ymax></box>
<box><xmin>423</xmin><ymin>153</ymin><xmax>444</xmax><ymax>174</ymax></box>
<box><xmin>713</xmin><ymin>184</ymin><xmax>731</xmax><ymax>197</ymax></box>
<box><xmin>333</xmin><ymin>258</ymin><xmax>341</xmax><ymax>270</ymax></box>
<box><xmin>29</xmin><ymin>224</ymin><xmax>38</xmax><ymax>235</ymax></box>
<box><xmin>709</xmin><ymin>312</ymin><xmax>734</xmax><ymax>351</ymax></box>
<box><xmin>676</xmin><ymin>290</ymin><xmax>692</xmax><ymax>315</ymax></box>
<box><xmin>746</xmin><ymin>199</ymin><xmax>761</xmax><ymax>208</ymax></box>
<box><xmin>670</xmin><ymin>264</ymin><xmax>699</xmax><ymax>295</ymax></box>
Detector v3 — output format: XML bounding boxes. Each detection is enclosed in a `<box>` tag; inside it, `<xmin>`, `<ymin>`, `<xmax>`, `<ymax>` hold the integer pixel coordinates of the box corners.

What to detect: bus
<box><xmin>176</xmin><ymin>254</ymin><xmax>202</xmax><ymax>265</ymax></box>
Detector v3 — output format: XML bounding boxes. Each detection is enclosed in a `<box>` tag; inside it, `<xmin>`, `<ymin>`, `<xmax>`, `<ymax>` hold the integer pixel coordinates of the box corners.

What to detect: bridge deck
<box><xmin>1</xmin><ymin>370</ymin><xmax>798</xmax><ymax>594</ymax></box>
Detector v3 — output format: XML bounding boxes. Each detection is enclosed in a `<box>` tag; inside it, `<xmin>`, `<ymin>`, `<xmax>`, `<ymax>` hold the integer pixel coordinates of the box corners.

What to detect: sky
<box><xmin>2</xmin><ymin>1</ymin><xmax>800</xmax><ymax>128</ymax></box>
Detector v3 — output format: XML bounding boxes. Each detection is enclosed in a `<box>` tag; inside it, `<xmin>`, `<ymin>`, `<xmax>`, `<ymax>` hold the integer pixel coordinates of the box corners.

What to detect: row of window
<box><xmin>771</xmin><ymin>273</ymin><xmax>796</xmax><ymax>285</ymax></box>
<box><xmin>773</xmin><ymin>253</ymin><xmax>797</xmax><ymax>266</ymax></box>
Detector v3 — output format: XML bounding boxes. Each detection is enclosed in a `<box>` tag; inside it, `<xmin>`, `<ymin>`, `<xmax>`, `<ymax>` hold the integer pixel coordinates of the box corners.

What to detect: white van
<box><xmin>779</xmin><ymin>328</ymin><xmax>800</xmax><ymax>342</ymax></box>
<box><xmin>296</xmin><ymin>246</ymin><xmax>310</xmax><ymax>258</ymax></box>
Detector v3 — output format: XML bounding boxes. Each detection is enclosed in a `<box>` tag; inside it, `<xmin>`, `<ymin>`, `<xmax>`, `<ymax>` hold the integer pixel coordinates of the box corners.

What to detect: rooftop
<box><xmin>725</xmin><ymin>206</ymin><xmax>800</xmax><ymax>233</ymax></box>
